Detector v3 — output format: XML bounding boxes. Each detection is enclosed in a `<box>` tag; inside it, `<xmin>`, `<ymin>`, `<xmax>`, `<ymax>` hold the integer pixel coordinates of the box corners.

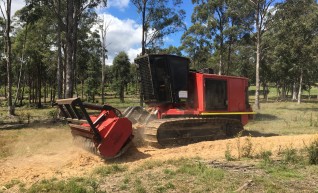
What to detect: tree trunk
<box><xmin>14</xmin><ymin>24</ymin><xmax>28</xmax><ymax>106</ymax></box>
<box><xmin>226</xmin><ymin>36</ymin><xmax>232</xmax><ymax>75</ymax></box>
<box><xmin>120</xmin><ymin>85</ymin><xmax>125</xmax><ymax>103</ymax></box>
<box><xmin>63</xmin><ymin>44</ymin><xmax>67</xmax><ymax>98</ymax></box>
<box><xmin>28</xmin><ymin>76</ymin><xmax>31</xmax><ymax>104</ymax></box>
<box><xmin>262</xmin><ymin>82</ymin><xmax>268</xmax><ymax>100</ymax></box>
<box><xmin>34</xmin><ymin>81</ymin><xmax>36</xmax><ymax>104</ymax></box>
<box><xmin>5</xmin><ymin>0</ymin><xmax>14</xmax><ymax>115</ymax></box>
<box><xmin>20</xmin><ymin>78</ymin><xmax>25</xmax><ymax>106</ymax></box>
<box><xmin>139</xmin><ymin>0</ymin><xmax>147</xmax><ymax>107</ymax></box>
<box><xmin>37</xmin><ymin>63</ymin><xmax>42</xmax><ymax>108</ymax></box>
<box><xmin>292</xmin><ymin>82</ymin><xmax>297</xmax><ymax>101</ymax></box>
<box><xmin>72</xmin><ymin>12</ymin><xmax>79</xmax><ymax>98</ymax></box>
<box><xmin>218</xmin><ymin>51</ymin><xmax>223</xmax><ymax>75</ymax></box>
<box><xmin>44</xmin><ymin>82</ymin><xmax>47</xmax><ymax>103</ymax></box>
<box><xmin>50</xmin><ymin>86</ymin><xmax>53</xmax><ymax>104</ymax></box>
<box><xmin>141</xmin><ymin>1</ymin><xmax>146</xmax><ymax>55</ymax></box>
<box><xmin>14</xmin><ymin>59</ymin><xmax>23</xmax><ymax>106</ymax></box>
<box><xmin>81</xmin><ymin>80</ymin><xmax>84</xmax><ymax>99</ymax></box>
<box><xmin>254</xmin><ymin>2</ymin><xmax>261</xmax><ymax>110</ymax></box>
<box><xmin>65</xmin><ymin>0</ymin><xmax>75</xmax><ymax>98</ymax></box>
<box><xmin>265</xmin><ymin>84</ymin><xmax>269</xmax><ymax>101</ymax></box>
<box><xmin>218</xmin><ymin>31</ymin><xmax>224</xmax><ymax>75</ymax></box>
<box><xmin>57</xmin><ymin>0</ymin><xmax>63</xmax><ymax>99</ymax></box>
<box><xmin>297</xmin><ymin>69</ymin><xmax>303</xmax><ymax>104</ymax></box>
<box><xmin>4</xmin><ymin>79</ymin><xmax>7</xmax><ymax>99</ymax></box>
<box><xmin>282</xmin><ymin>83</ymin><xmax>286</xmax><ymax>100</ymax></box>
<box><xmin>101</xmin><ymin>58</ymin><xmax>105</xmax><ymax>104</ymax></box>
<box><xmin>100</xmin><ymin>21</ymin><xmax>107</xmax><ymax>104</ymax></box>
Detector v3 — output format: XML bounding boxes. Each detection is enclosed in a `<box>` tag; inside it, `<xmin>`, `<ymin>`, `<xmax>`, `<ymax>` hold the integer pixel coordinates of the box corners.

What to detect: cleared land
<box><xmin>0</xmin><ymin>99</ymin><xmax>318</xmax><ymax>192</ymax></box>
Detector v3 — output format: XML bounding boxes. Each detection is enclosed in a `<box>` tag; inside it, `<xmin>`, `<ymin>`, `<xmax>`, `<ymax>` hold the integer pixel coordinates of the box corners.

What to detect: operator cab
<box><xmin>135</xmin><ymin>54</ymin><xmax>190</xmax><ymax>105</ymax></box>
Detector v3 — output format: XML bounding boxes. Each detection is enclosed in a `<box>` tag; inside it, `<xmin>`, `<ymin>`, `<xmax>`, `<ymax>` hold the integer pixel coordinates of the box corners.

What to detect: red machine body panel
<box><xmin>82</xmin><ymin>110</ymin><xmax>132</xmax><ymax>158</ymax></box>
<box><xmin>156</xmin><ymin>72</ymin><xmax>252</xmax><ymax>126</ymax></box>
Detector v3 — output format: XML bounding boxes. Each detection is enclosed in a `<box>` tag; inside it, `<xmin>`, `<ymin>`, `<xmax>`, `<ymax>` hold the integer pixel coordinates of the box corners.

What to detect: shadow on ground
<box><xmin>277</xmin><ymin>107</ymin><xmax>318</xmax><ymax>111</ymax></box>
<box><xmin>242</xmin><ymin>130</ymin><xmax>279</xmax><ymax>137</ymax></box>
<box><xmin>253</xmin><ymin>113</ymin><xmax>279</xmax><ymax>121</ymax></box>
<box><xmin>106</xmin><ymin>145</ymin><xmax>152</xmax><ymax>163</ymax></box>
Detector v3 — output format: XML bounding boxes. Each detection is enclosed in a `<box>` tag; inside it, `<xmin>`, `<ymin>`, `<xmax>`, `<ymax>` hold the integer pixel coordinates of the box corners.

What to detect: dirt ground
<box><xmin>0</xmin><ymin>124</ymin><xmax>317</xmax><ymax>186</ymax></box>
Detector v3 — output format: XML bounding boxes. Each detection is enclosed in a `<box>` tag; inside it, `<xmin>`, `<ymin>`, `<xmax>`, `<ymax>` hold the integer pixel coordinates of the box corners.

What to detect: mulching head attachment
<box><xmin>56</xmin><ymin>98</ymin><xmax>133</xmax><ymax>159</ymax></box>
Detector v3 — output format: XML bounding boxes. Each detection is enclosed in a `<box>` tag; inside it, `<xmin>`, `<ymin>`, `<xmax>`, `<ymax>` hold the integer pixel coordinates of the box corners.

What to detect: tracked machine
<box><xmin>56</xmin><ymin>54</ymin><xmax>254</xmax><ymax>159</ymax></box>
<box><xmin>131</xmin><ymin>54</ymin><xmax>254</xmax><ymax>145</ymax></box>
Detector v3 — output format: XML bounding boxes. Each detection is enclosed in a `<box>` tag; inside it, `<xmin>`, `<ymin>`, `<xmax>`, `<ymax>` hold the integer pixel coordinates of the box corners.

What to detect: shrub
<box><xmin>256</xmin><ymin>150</ymin><xmax>273</xmax><ymax>164</ymax></box>
<box><xmin>225</xmin><ymin>144</ymin><xmax>235</xmax><ymax>161</ymax></box>
<box><xmin>279</xmin><ymin>146</ymin><xmax>301</xmax><ymax>164</ymax></box>
<box><xmin>48</xmin><ymin>109</ymin><xmax>58</xmax><ymax>122</ymax></box>
<box><xmin>242</xmin><ymin>135</ymin><xmax>254</xmax><ymax>158</ymax></box>
<box><xmin>305</xmin><ymin>138</ymin><xmax>318</xmax><ymax>165</ymax></box>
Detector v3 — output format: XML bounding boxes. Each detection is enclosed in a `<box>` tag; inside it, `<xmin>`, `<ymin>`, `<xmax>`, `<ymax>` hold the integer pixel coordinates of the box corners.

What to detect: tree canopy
<box><xmin>0</xmin><ymin>0</ymin><xmax>317</xmax><ymax>109</ymax></box>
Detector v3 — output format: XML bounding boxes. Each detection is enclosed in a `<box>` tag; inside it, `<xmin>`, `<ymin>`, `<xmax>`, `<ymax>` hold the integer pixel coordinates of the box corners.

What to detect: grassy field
<box><xmin>1</xmin><ymin>88</ymin><xmax>318</xmax><ymax>192</ymax></box>
<box><xmin>3</xmin><ymin>154</ymin><xmax>318</xmax><ymax>193</ymax></box>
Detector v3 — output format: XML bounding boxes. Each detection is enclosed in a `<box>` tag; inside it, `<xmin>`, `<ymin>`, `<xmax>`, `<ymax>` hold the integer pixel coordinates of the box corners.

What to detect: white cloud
<box><xmin>12</xmin><ymin>0</ymin><xmax>25</xmax><ymax>15</ymax></box>
<box><xmin>107</xmin><ymin>0</ymin><xmax>130</xmax><ymax>11</ymax></box>
<box><xmin>99</xmin><ymin>14</ymin><xmax>142</xmax><ymax>65</ymax></box>
<box><xmin>127</xmin><ymin>47</ymin><xmax>142</xmax><ymax>62</ymax></box>
<box><xmin>5</xmin><ymin>0</ymin><xmax>25</xmax><ymax>17</ymax></box>
<box><xmin>10</xmin><ymin>1</ymin><xmax>140</xmax><ymax>65</ymax></box>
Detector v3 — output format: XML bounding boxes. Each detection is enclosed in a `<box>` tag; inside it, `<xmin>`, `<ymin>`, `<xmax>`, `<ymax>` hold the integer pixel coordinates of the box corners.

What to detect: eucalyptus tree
<box><xmin>23</xmin><ymin>0</ymin><xmax>107</xmax><ymax>99</ymax></box>
<box><xmin>0</xmin><ymin>17</ymin><xmax>5</xmax><ymax>97</ymax></box>
<box><xmin>0</xmin><ymin>0</ymin><xmax>14</xmax><ymax>115</ymax></box>
<box><xmin>14</xmin><ymin>13</ymin><xmax>54</xmax><ymax>108</ymax></box>
<box><xmin>190</xmin><ymin>0</ymin><xmax>228</xmax><ymax>74</ymax></box>
<box><xmin>112</xmin><ymin>52</ymin><xmax>131</xmax><ymax>103</ymax></box>
<box><xmin>83</xmin><ymin>30</ymin><xmax>102</xmax><ymax>102</ymax></box>
<box><xmin>184</xmin><ymin>0</ymin><xmax>254</xmax><ymax>75</ymax></box>
<box><xmin>75</xmin><ymin>11</ymin><xmax>101</xmax><ymax>100</ymax></box>
<box><xmin>224</xmin><ymin>0</ymin><xmax>254</xmax><ymax>75</ymax></box>
<box><xmin>231</xmin><ymin>33</ymin><xmax>255</xmax><ymax>78</ymax></box>
<box><xmin>131</xmin><ymin>0</ymin><xmax>186</xmax><ymax>55</ymax></box>
<box><xmin>50</xmin><ymin>0</ymin><xmax>65</xmax><ymax>99</ymax></box>
<box><xmin>264</xmin><ymin>0</ymin><xmax>318</xmax><ymax>103</ymax></box>
<box><xmin>181</xmin><ymin>23</ymin><xmax>213</xmax><ymax>70</ymax></box>
<box><xmin>249</xmin><ymin>0</ymin><xmax>274</xmax><ymax>109</ymax></box>
<box><xmin>99</xmin><ymin>18</ymin><xmax>111</xmax><ymax>104</ymax></box>
<box><xmin>132</xmin><ymin>0</ymin><xmax>185</xmax><ymax>105</ymax></box>
<box><xmin>64</xmin><ymin>0</ymin><xmax>107</xmax><ymax>98</ymax></box>
<box><xmin>13</xmin><ymin>1</ymin><xmax>45</xmax><ymax>106</ymax></box>
<box><xmin>160</xmin><ymin>45</ymin><xmax>183</xmax><ymax>56</ymax></box>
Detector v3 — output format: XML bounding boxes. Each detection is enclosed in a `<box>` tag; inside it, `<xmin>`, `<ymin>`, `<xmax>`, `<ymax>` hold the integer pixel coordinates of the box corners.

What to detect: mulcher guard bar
<box><xmin>56</xmin><ymin>98</ymin><xmax>133</xmax><ymax>159</ymax></box>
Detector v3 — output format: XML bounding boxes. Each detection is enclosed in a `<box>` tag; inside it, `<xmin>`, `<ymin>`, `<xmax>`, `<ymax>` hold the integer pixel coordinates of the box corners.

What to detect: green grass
<box><xmin>1</xmin><ymin>156</ymin><xmax>318</xmax><ymax>192</ymax></box>
<box><xmin>249</xmin><ymin>85</ymin><xmax>318</xmax><ymax>101</ymax></box>
<box><xmin>93</xmin><ymin>164</ymin><xmax>128</xmax><ymax>177</ymax></box>
<box><xmin>26</xmin><ymin>177</ymin><xmax>104</xmax><ymax>193</ymax></box>
<box><xmin>245</xmin><ymin>102</ymin><xmax>318</xmax><ymax>136</ymax></box>
<box><xmin>11</xmin><ymin>157</ymin><xmax>316</xmax><ymax>193</ymax></box>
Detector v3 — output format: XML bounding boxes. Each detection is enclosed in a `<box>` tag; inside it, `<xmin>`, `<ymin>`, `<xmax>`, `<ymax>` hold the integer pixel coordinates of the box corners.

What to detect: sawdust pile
<box><xmin>0</xmin><ymin>125</ymin><xmax>316</xmax><ymax>185</ymax></box>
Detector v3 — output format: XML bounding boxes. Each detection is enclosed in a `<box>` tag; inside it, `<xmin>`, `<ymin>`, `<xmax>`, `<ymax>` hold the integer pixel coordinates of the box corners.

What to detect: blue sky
<box><xmin>97</xmin><ymin>0</ymin><xmax>195</xmax><ymax>63</ymax></box>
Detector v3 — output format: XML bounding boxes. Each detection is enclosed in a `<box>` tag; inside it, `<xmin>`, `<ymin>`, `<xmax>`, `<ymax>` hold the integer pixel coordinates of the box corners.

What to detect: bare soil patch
<box><xmin>0</xmin><ymin>122</ymin><xmax>316</xmax><ymax>186</ymax></box>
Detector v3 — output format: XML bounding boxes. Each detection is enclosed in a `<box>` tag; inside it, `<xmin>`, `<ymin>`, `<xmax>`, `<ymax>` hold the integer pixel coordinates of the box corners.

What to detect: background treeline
<box><xmin>0</xmin><ymin>0</ymin><xmax>317</xmax><ymax>115</ymax></box>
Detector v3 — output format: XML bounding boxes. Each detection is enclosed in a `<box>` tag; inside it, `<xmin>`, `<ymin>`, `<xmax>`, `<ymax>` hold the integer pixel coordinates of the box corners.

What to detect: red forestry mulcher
<box><xmin>56</xmin><ymin>98</ymin><xmax>133</xmax><ymax>159</ymax></box>
<box><xmin>56</xmin><ymin>54</ymin><xmax>255</xmax><ymax>159</ymax></box>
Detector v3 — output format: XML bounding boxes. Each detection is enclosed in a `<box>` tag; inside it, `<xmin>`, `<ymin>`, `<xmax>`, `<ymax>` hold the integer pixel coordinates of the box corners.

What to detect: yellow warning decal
<box><xmin>201</xmin><ymin>112</ymin><xmax>256</xmax><ymax>115</ymax></box>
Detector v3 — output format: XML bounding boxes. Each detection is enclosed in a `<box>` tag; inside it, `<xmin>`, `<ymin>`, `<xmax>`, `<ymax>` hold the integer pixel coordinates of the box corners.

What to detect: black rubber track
<box><xmin>141</xmin><ymin>118</ymin><xmax>243</xmax><ymax>146</ymax></box>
